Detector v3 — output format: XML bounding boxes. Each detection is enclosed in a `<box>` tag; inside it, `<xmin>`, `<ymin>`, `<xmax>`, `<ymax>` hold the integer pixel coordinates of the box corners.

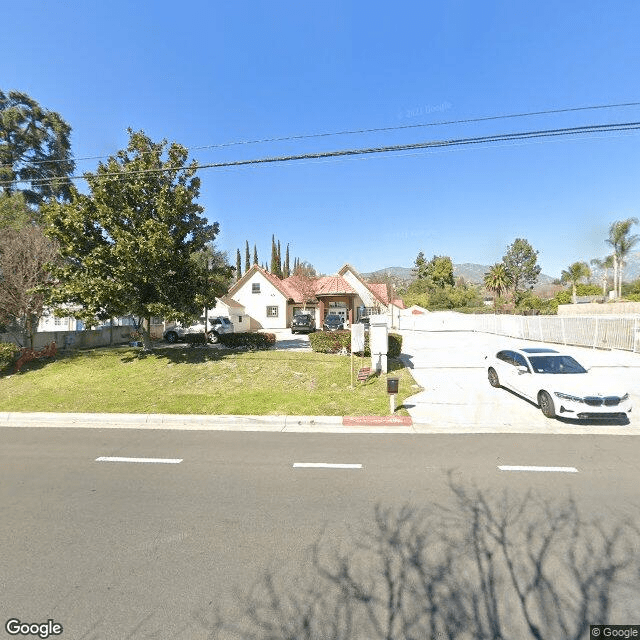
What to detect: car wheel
<box><xmin>208</xmin><ymin>331</ymin><xmax>220</xmax><ymax>344</ymax></box>
<box><xmin>488</xmin><ymin>367</ymin><xmax>501</xmax><ymax>388</ymax></box>
<box><xmin>165</xmin><ymin>331</ymin><xmax>178</xmax><ymax>344</ymax></box>
<box><xmin>538</xmin><ymin>391</ymin><xmax>556</xmax><ymax>418</ymax></box>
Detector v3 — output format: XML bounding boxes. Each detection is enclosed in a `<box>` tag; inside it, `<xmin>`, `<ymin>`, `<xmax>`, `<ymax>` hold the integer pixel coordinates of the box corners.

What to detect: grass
<box><xmin>0</xmin><ymin>345</ymin><xmax>422</xmax><ymax>416</ymax></box>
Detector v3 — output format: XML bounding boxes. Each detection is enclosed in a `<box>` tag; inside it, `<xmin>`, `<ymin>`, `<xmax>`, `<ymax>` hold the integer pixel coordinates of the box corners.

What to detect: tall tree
<box><xmin>502</xmin><ymin>238</ymin><xmax>541</xmax><ymax>301</ymax></box>
<box><xmin>561</xmin><ymin>261</ymin><xmax>591</xmax><ymax>304</ymax></box>
<box><xmin>283</xmin><ymin>243</ymin><xmax>290</xmax><ymax>278</ymax></box>
<box><xmin>421</xmin><ymin>255</ymin><xmax>454</xmax><ymax>288</ymax></box>
<box><xmin>590</xmin><ymin>255</ymin><xmax>615</xmax><ymax>296</ymax></box>
<box><xmin>270</xmin><ymin>235</ymin><xmax>278</xmax><ymax>275</ymax></box>
<box><xmin>244</xmin><ymin>240</ymin><xmax>250</xmax><ymax>272</ymax></box>
<box><xmin>0</xmin><ymin>90</ymin><xmax>75</xmax><ymax>206</ymax></box>
<box><xmin>253</xmin><ymin>243</ymin><xmax>258</xmax><ymax>267</ymax></box>
<box><xmin>42</xmin><ymin>129</ymin><xmax>217</xmax><ymax>351</ymax></box>
<box><xmin>606</xmin><ymin>218</ymin><xmax>639</xmax><ymax>297</ymax></box>
<box><xmin>484</xmin><ymin>263</ymin><xmax>512</xmax><ymax>311</ymax></box>
<box><xmin>235</xmin><ymin>249</ymin><xmax>242</xmax><ymax>281</ymax></box>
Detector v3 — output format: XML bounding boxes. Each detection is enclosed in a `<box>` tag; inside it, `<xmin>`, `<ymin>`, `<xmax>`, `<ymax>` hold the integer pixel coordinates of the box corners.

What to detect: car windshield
<box><xmin>528</xmin><ymin>355</ymin><xmax>588</xmax><ymax>374</ymax></box>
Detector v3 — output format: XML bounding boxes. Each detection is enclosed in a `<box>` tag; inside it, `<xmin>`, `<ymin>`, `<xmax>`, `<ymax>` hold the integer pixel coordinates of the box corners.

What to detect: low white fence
<box><xmin>399</xmin><ymin>311</ymin><xmax>640</xmax><ymax>353</ymax></box>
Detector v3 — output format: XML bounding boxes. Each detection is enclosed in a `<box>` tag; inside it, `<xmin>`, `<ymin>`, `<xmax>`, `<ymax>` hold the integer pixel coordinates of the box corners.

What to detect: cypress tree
<box><xmin>236</xmin><ymin>249</ymin><xmax>242</xmax><ymax>280</ymax></box>
<box><xmin>253</xmin><ymin>244</ymin><xmax>258</xmax><ymax>267</ymax></box>
<box><xmin>245</xmin><ymin>240</ymin><xmax>250</xmax><ymax>272</ymax></box>
<box><xmin>284</xmin><ymin>244</ymin><xmax>290</xmax><ymax>278</ymax></box>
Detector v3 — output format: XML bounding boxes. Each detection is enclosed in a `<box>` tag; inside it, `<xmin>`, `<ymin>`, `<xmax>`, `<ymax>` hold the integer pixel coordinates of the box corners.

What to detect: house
<box><xmin>225</xmin><ymin>263</ymin><xmax>405</xmax><ymax>330</ymax></box>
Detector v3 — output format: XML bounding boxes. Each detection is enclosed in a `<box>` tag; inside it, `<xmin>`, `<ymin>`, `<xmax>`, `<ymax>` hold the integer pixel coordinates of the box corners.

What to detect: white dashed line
<box><xmin>95</xmin><ymin>457</ymin><xmax>183</xmax><ymax>464</ymax></box>
<box><xmin>498</xmin><ymin>465</ymin><xmax>578</xmax><ymax>473</ymax></box>
<box><xmin>293</xmin><ymin>463</ymin><xmax>363</xmax><ymax>469</ymax></box>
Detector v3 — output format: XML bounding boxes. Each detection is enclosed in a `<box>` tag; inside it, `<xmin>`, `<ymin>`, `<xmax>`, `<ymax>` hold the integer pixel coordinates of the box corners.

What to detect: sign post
<box><xmin>350</xmin><ymin>322</ymin><xmax>365</xmax><ymax>388</ymax></box>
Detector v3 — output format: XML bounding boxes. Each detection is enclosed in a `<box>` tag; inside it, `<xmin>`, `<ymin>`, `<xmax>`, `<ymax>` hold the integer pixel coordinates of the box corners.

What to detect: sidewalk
<box><xmin>1</xmin><ymin>410</ymin><xmax>639</xmax><ymax>435</ymax></box>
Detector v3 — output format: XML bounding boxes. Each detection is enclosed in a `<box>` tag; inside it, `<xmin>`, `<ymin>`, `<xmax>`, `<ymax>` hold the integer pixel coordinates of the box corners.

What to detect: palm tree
<box><xmin>590</xmin><ymin>255</ymin><xmax>614</xmax><ymax>297</ymax></box>
<box><xmin>606</xmin><ymin>218</ymin><xmax>639</xmax><ymax>297</ymax></box>
<box><xmin>561</xmin><ymin>261</ymin><xmax>591</xmax><ymax>304</ymax></box>
<box><xmin>484</xmin><ymin>263</ymin><xmax>512</xmax><ymax>312</ymax></box>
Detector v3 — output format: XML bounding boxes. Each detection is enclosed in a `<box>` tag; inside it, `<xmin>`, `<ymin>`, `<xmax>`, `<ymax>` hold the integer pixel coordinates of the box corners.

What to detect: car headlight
<box><xmin>554</xmin><ymin>392</ymin><xmax>584</xmax><ymax>403</ymax></box>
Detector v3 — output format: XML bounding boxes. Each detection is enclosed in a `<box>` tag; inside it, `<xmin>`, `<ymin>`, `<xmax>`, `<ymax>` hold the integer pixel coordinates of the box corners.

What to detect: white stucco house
<box><xmin>223</xmin><ymin>263</ymin><xmax>405</xmax><ymax>330</ymax></box>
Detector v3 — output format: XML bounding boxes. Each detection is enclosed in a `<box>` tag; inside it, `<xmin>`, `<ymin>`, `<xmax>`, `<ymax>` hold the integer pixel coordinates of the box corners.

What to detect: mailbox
<box><xmin>387</xmin><ymin>377</ymin><xmax>399</xmax><ymax>395</ymax></box>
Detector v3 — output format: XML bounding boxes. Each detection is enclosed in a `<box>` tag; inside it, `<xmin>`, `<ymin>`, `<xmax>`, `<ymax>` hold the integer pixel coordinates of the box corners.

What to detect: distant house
<box><xmin>225</xmin><ymin>263</ymin><xmax>405</xmax><ymax>330</ymax></box>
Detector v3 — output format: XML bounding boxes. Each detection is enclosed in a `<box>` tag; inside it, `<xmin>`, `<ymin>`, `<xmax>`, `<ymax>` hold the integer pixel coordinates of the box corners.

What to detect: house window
<box><xmin>266</xmin><ymin>306</ymin><xmax>278</xmax><ymax>318</ymax></box>
<box><xmin>252</xmin><ymin>283</ymin><xmax>260</xmax><ymax>294</ymax></box>
<box><xmin>237</xmin><ymin>316</ymin><xmax>243</xmax><ymax>323</ymax></box>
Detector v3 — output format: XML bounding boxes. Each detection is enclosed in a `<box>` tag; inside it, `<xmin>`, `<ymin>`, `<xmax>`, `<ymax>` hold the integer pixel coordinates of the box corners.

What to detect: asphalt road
<box><xmin>2</xmin><ymin>427</ymin><xmax>640</xmax><ymax>639</ymax></box>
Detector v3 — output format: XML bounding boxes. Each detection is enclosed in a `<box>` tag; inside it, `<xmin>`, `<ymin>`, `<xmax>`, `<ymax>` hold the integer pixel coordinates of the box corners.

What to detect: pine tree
<box><xmin>236</xmin><ymin>249</ymin><xmax>242</xmax><ymax>281</ymax></box>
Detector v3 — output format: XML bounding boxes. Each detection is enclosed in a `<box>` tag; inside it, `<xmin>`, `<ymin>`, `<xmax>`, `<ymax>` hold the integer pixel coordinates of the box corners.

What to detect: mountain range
<box><xmin>365</xmin><ymin>252</ymin><xmax>640</xmax><ymax>288</ymax></box>
<box><xmin>363</xmin><ymin>264</ymin><xmax>556</xmax><ymax>288</ymax></box>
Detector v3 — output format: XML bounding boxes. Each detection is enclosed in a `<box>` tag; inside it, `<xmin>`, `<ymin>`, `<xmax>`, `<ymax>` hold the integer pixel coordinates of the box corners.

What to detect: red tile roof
<box><xmin>312</xmin><ymin>276</ymin><xmax>357</xmax><ymax>296</ymax></box>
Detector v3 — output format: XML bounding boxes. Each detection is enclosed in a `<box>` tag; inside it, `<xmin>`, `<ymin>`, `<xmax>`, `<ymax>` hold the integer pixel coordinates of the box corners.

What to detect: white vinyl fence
<box><xmin>400</xmin><ymin>311</ymin><xmax>640</xmax><ymax>353</ymax></box>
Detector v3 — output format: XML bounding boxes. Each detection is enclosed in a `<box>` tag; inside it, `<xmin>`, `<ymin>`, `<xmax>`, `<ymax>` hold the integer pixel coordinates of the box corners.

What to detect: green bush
<box><xmin>308</xmin><ymin>331</ymin><xmax>403</xmax><ymax>357</ymax></box>
<box><xmin>0</xmin><ymin>342</ymin><xmax>21</xmax><ymax>373</ymax></box>
<box><xmin>184</xmin><ymin>333</ymin><xmax>208</xmax><ymax>346</ymax></box>
<box><xmin>309</xmin><ymin>330</ymin><xmax>351</xmax><ymax>354</ymax></box>
<box><xmin>219</xmin><ymin>332</ymin><xmax>276</xmax><ymax>350</ymax></box>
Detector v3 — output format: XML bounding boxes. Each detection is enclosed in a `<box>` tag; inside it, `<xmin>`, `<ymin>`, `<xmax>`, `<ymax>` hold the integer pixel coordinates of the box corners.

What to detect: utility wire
<box><xmin>2</xmin><ymin>100</ymin><xmax>639</xmax><ymax>169</ymax></box>
<box><xmin>2</xmin><ymin>121</ymin><xmax>639</xmax><ymax>189</ymax></box>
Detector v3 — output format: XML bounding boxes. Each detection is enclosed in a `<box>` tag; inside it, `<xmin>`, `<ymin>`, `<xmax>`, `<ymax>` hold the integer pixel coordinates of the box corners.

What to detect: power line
<box><xmin>2</xmin><ymin>100</ymin><xmax>639</xmax><ymax>170</ymax></box>
<box><xmin>2</xmin><ymin>120</ymin><xmax>639</xmax><ymax>189</ymax></box>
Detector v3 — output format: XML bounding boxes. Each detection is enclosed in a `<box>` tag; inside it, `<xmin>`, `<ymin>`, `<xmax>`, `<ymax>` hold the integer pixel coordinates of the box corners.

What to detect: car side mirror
<box><xmin>517</xmin><ymin>366</ymin><xmax>529</xmax><ymax>375</ymax></box>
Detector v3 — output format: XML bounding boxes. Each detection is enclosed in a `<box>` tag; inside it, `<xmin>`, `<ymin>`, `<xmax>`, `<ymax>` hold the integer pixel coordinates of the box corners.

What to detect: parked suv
<box><xmin>292</xmin><ymin>313</ymin><xmax>316</xmax><ymax>334</ymax></box>
<box><xmin>323</xmin><ymin>314</ymin><xmax>344</xmax><ymax>331</ymax></box>
<box><xmin>163</xmin><ymin>316</ymin><xmax>234</xmax><ymax>344</ymax></box>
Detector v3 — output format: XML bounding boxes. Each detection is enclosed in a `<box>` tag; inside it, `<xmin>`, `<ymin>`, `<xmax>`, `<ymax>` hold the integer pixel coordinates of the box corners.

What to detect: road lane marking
<box><xmin>498</xmin><ymin>465</ymin><xmax>578</xmax><ymax>473</ymax></box>
<box><xmin>293</xmin><ymin>463</ymin><xmax>363</xmax><ymax>469</ymax></box>
<box><xmin>95</xmin><ymin>456</ymin><xmax>183</xmax><ymax>464</ymax></box>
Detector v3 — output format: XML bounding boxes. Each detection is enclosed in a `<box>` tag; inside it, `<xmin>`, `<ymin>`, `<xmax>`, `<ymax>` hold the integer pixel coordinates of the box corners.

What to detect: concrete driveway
<box><xmin>399</xmin><ymin>330</ymin><xmax>640</xmax><ymax>429</ymax></box>
<box><xmin>261</xmin><ymin>328</ymin><xmax>312</xmax><ymax>351</ymax></box>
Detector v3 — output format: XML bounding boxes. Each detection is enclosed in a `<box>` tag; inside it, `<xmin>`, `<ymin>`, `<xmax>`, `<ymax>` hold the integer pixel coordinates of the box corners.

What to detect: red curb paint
<box><xmin>343</xmin><ymin>415</ymin><xmax>413</xmax><ymax>426</ymax></box>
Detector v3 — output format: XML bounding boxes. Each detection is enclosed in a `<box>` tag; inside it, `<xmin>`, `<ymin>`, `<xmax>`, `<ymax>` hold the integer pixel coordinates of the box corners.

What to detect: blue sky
<box><xmin>4</xmin><ymin>1</ymin><xmax>640</xmax><ymax>279</ymax></box>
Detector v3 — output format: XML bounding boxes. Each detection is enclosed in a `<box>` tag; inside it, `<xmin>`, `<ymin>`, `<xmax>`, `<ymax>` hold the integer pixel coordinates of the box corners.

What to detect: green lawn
<box><xmin>0</xmin><ymin>345</ymin><xmax>421</xmax><ymax>416</ymax></box>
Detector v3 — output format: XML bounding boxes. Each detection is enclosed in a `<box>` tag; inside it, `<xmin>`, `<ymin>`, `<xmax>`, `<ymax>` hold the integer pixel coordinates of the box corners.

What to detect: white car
<box><xmin>163</xmin><ymin>316</ymin><xmax>234</xmax><ymax>344</ymax></box>
<box><xmin>486</xmin><ymin>347</ymin><xmax>632</xmax><ymax>420</ymax></box>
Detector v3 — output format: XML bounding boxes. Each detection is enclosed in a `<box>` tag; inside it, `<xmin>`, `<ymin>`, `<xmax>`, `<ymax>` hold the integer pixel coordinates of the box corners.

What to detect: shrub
<box><xmin>309</xmin><ymin>330</ymin><xmax>351</xmax><ymax>354</ymax></box>
<box><xmin>308</xmin><ymin>331</ymin><xmax>403</xmax><ymax>357</ymax></box>
<box><xmin>219</xmin><ymin>332</ymin><xmax>276</xmax><ymax>350</ymax></box>
<box><xmin>184</xmin><ymin>333</ymin><xmax>208</xmax><ymax>346</ymax></box>
<box><xmin>0</xmin><ymin>342</ymin><xmax>21</xmax><ymax>373</ymax></box>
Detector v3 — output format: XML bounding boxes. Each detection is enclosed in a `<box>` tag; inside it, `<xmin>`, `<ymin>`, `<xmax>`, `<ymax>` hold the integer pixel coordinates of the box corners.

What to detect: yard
<box><xmin>0</xmin><ymin>345</ymin><xmax>419</xmax><ymax>416</ymax></box>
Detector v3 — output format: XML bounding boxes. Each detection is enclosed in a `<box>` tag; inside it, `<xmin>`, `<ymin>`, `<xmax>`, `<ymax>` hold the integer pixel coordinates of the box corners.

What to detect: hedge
<box><xmin>219</xmin><ymin>332</ymin><xmax>276</xmax><ymax>350</ymax></box>
<box><xmin>0</xmin><ymin>342</ymin><xmax>21</xmax><ymax>373</ymax></box>
<box><xmin>308</xmin><ymin>331</ymin><xmax>402</xmax><ymax>357</ymax></box>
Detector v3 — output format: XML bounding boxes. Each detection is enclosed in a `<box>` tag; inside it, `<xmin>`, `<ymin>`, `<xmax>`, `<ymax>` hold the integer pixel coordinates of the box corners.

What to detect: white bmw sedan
<box><xmin>486</xmin><ymin>347</ymin><xmax>632</xmax><ymax>420</ymax></box>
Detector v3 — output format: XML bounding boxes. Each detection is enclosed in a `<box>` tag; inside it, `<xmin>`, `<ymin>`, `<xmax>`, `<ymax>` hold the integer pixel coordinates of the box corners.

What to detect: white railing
<box><xmin>399</xmin><ymin>311</ymin><xmax>640</xmax><ymax>353</ymax></box>
<box><xmin>475</xmin><ymin>314</ymin><xmax>640</xmax><ymax>352</ymax></box>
